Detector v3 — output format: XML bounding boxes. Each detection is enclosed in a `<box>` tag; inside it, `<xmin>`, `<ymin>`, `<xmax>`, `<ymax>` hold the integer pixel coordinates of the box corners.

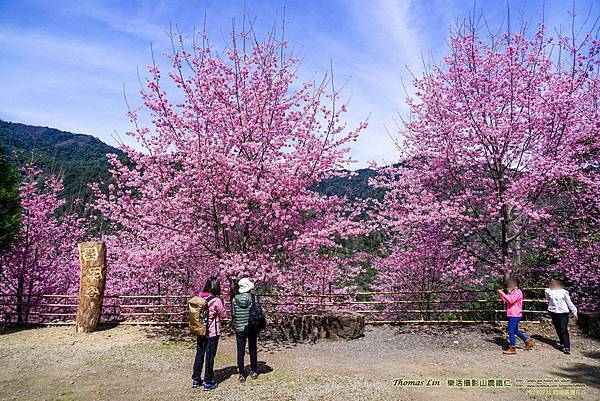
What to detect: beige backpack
<box><xmin>188</xmin><ymin>295</ymin><xmax>215</xmax><ymax>336</ymax></box>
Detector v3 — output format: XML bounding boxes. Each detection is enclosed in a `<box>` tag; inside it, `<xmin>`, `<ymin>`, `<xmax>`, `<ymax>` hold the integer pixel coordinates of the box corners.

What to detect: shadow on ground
<box><xmin>551</xmin><ymin>350</ymin><xmax>600</xmax><ymax>390</ymax></box>
<box><xmin>141</xmin><ymin>325</ymin><xmax>192</xmax><ymax>342</ymax></box>
<box><xmin>138</xmin><ymin>324</ymin><xmax>299</xmax><ymax>354</ymax></box>
<box><xmin>487</xmin><ymin>336</ymin><xmax>509</xmax><ymax>350</ymax></box>
<box><xmin>0</xmin><ymin>323</ymin><xmax>33</xmax><ymax>336</ymax></box>
<box><xmin>215</xmin><ymin>361</ymin><xmax>273</xmax><ymax>383</ymax></box>
<box><xmin>260</xmin><ymin>327</ymin><xmax>299</xmax><ymax>353</ymax></box>
<box><xmin>532</xmin><ymin>334</ymin><xmax>562</xmax><ymax>350</ymax></box>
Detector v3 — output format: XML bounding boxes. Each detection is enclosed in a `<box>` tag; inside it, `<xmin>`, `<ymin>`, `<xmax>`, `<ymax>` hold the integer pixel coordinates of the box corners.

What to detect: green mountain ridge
<box><xmin>0</xmin><ymin>120</ymin><xmax>124</xmax><ymax>208</ymax></box>
<box><xmin>0</xmin><ymin>120</ymin><xmax>378</xmax><ymax>207</ymax></box>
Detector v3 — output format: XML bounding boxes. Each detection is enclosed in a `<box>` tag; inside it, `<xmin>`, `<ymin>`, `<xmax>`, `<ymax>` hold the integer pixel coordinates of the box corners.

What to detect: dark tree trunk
<box><xmin>16</xmin><ymin>274</ymin><xmax>24</xmax><ymax>323</ymax></box>
<box><xmin>227</xmin><ymin>275</ymin><xmax>239</xmax><ymax>330</ymax></box>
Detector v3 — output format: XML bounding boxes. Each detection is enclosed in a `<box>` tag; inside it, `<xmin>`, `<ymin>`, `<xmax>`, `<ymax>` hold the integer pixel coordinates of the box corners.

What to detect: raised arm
<box><xmin>499</xmin><ymin>289</ymin><xmax>522</xmax><ymax>305</ymax></box>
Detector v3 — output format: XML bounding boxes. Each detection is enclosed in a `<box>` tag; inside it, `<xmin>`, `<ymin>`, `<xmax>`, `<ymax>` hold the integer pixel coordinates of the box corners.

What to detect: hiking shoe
<box><xmin>203</xmin><ymin>382</ymin><xmax>218</xmax><ymax>391</ymax></box>
<box><xmin>239</xmin><ymin>374</ymin><xmax>246</xmax><ymax>383</ymax></box>
<box><xmin>503</xmin><ymin>346</ymin><xmax>516</xmax><ymax>354</ymax></box>
<box><xmin>524</xmin><ymin>339</ymin><xmax>534</xmax><ymax>350</ymax></box>
<box><xmin>250</xmin><ymin>371</ymin><xmax>258</xmax><ymax>379</ymax></box>
<box><xmin>192</xmin><ymin>378</ymin><xmax>202</xmax><ymax>388</ymax></box>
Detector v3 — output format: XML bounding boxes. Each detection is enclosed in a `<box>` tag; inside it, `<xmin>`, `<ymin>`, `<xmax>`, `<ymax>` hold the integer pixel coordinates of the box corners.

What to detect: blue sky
<box><xmin>0</xmin><ymin>0</ymin><xmax>597</xmax><ymax>168</ymax></box>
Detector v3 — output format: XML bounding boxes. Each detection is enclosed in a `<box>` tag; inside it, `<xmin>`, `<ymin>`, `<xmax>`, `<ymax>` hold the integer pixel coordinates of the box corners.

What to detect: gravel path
<box><xmin>0</xmin><ymin>322</ymin><xmax>598</xmax><ymax>401</ymax></box>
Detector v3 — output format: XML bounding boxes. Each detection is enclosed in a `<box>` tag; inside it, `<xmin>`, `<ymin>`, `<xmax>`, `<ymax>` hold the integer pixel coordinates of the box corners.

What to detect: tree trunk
<box><xmin>512</xmin><ymin>213</ymin><xmax>523</xmax><ymax>269</ymax></box>
<box><xmin>24</xmin><ymin>278</ymin><xmax>33</xmax><ymax>323</ymax></box>
<box><xmin>514</xmin><ymin>232</ymin><xmax>522</xmax><ymax>267</ymax></box>
<box><xmin>227</xmin><ymin>275</ymin><xmax>239</xmax><ymax>330</ymax></box>
<box><xmin>16</xmin><ymin>274</ymin><xmax>24</xmax><ymax>323</ymax></box>
<box><xmin>500</xmin><ymin>204</ymin><xmax>510</xmax><ymax>261</ymax></box>
<box><xmin>500</xmin><ymin>203</ymin><xmax>517</xmax><ymax>269</ymax></box>
<box><xmin>75</xmin><ymin>241</ymin><xmax>107</xmax><ymax>333</ymax></box>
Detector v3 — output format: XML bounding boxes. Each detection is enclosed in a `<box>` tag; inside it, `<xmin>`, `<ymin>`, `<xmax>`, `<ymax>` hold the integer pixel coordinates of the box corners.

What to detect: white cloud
<box><xmin>65</xmin><ymin>0</ymin><xmax>172</xmax><ymax>44</ymax></box>
<box><xmin>290</xmin><ymin>0</ymin><xmax>453</xmax><ymax>168</ymax></box>
<box><xmin>0</xmin><ymin>28</ymin><xmax>139</xmax><ymax>74</ymax></box>
<box><xmin>0</xmin><ymin>0</ymin><xmax>460</xmax><ymax>168</ymax></box>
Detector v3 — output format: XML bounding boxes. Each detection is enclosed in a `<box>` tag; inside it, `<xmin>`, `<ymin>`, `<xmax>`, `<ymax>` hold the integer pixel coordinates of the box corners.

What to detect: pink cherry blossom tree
<box><xmin>0</xmin><ymin>167</ymin><xmax>86</xmax><ymax>322</ymax></box>
<box><xmin>542</xmin><ymin>173</ymin><xmax>599</xmax><ymax>309</ymax></box>
<box><xmin>372</xmin><ymin>19</ymin><xmax>599</xmax><ymax>307</ymax></box>
<box><xmin>94</xmin><ymin>26</ymin><xmax>367</xmax><ymax>297</ymax></box>
<box><xmin>370</xmin><ymin>168</ymin><xmax>483</xmax><ymax>316</ymax></box>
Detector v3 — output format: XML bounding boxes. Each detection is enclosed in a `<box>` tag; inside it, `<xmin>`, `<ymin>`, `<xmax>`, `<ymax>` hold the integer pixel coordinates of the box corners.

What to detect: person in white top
<box><xmin>545</xmin><ymin>279</ymin><xmax>578</xmax><ymax>354</ymax></box>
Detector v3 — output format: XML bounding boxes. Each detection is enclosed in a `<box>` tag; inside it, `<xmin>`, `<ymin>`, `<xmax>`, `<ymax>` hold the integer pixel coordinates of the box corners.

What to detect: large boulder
<box><xmin>279</xmin><ymin>310</ymin><xmax>365</xmax><ymax>342</ymax></box>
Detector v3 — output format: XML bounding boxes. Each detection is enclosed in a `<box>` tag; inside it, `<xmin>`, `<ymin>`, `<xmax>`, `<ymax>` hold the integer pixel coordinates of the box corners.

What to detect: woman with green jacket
<box><xmin>232</xmin><ymin>278</ymin><xmax>259</xmax><ymax>383</ymax></box>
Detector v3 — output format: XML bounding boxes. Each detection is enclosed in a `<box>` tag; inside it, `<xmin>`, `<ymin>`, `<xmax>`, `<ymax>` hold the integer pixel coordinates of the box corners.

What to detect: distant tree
<box><xmin>0</xmin><ymin>147</ymin><xmax>20</xmax><ymax>251</ymax></box>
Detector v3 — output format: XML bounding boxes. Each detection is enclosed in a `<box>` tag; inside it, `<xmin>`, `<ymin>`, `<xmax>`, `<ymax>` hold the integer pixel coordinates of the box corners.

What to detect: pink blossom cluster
<box><xmin>370</xmin><ymin>24</ymin><xmax>599</xmax><ymax>309</ymax></box>
<box><xmin>92</xmin><ymin>30</ymin><xmax>368</xmax><ymax>297</ymax></box>
<box><xmin>0</xmin><ymin>167</ymin><xmax>86</xmax><ymax>321</ymax></box>
<box><xmin>1</xmin><ymin>21</ymin><xmax>597</xmax><ymax>317</ymax></box>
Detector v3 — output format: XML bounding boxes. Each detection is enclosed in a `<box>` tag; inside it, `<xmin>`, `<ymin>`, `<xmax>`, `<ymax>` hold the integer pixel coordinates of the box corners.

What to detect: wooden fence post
<box><xmin>75</xmin><ymin>241</ymin><xmax>107</xmax><ymax>333</ymax></box>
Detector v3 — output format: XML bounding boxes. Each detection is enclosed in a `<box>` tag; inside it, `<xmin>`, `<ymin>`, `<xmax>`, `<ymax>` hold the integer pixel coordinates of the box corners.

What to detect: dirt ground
<box><xmin>0</xmin><ymin>322</ymin><xmax>598</xmax><ymax>401</ymax></box>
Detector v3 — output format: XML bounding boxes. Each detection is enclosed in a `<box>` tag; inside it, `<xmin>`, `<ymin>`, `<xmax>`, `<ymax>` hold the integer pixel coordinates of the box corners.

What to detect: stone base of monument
<box><xmin>279</xmin><ymin>310</ymin><xmax>365</xmax><ymax>342</ymax></box>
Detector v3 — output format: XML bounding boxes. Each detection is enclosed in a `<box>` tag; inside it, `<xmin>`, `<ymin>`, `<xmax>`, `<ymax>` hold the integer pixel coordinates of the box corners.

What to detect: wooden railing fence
<box><xmin>0</xmin><ymin>288</ymin><xmax>548</xmax><ymax>326</ymax></box>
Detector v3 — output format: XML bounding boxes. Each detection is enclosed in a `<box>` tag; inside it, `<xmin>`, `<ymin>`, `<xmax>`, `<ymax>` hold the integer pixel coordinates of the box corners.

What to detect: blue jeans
<box><xmin>507</xmin><ymin>317</ymin><xmax>527</xmax><ymax>346</ymax></box>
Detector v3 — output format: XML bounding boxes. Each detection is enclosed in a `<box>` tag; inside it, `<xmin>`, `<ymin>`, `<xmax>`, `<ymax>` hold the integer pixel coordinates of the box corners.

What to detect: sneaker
<box><xmin>250</xmin><ymin>371</ymin><xmax>258</xmax><ymax>379</ymax></box>
<box><xmin>563</xmin><ymin>348</ymin><xmax>571</xmax><ymax>355</ymax></box>
<box><xmin>192</xmin><ymin>378</ymin><xmax>202</xmax><ymax>388</ymax></box>
<box><xmin>239</xmin><ymin>374</ymin><xmax>246</xmax><ymax>383</ymax></box>
<box><xmin>203</xmin><ymin>382</ymin><xmax>218</xmax><ymax>391</ymax></box>
<box><xmin>503</xmin><ymin>346</ymin><xmax>516</xmax><ymax>355</ymax></box>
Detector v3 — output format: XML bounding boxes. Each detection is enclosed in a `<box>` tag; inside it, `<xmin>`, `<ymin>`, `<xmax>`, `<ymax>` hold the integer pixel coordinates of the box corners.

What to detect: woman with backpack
<box><xmin>192</xmin><ymin>277</ymin><xmax>226</xmax><ymax>391</ymax></box>
<box><xmin>232</xmin><ymin>277</ymin><xmax>263</xmax><ymax>383</ymax></box>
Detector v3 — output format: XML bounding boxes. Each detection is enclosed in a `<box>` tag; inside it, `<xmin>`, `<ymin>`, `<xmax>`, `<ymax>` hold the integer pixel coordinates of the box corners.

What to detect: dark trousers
<box><xmin>550</xmin><ymin>312</ymin><xmax>570</xmax><ymax>350</ymax></box>
<box><xmin>192</xmin><ymin>335</ymin><xmax>219</xmax><ymax>383</ymax></box>
<box><xmin>235</xmin><ymin>331</ymin><xmax>257</xmax><ymax>375</ymax></box>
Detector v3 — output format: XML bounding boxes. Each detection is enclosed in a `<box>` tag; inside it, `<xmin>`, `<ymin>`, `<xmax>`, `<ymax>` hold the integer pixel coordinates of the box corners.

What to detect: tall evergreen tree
<box><xmin>0</xmin><ymin>146</ymin><xmax>20</xmax><ymax>251</ymax></box>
